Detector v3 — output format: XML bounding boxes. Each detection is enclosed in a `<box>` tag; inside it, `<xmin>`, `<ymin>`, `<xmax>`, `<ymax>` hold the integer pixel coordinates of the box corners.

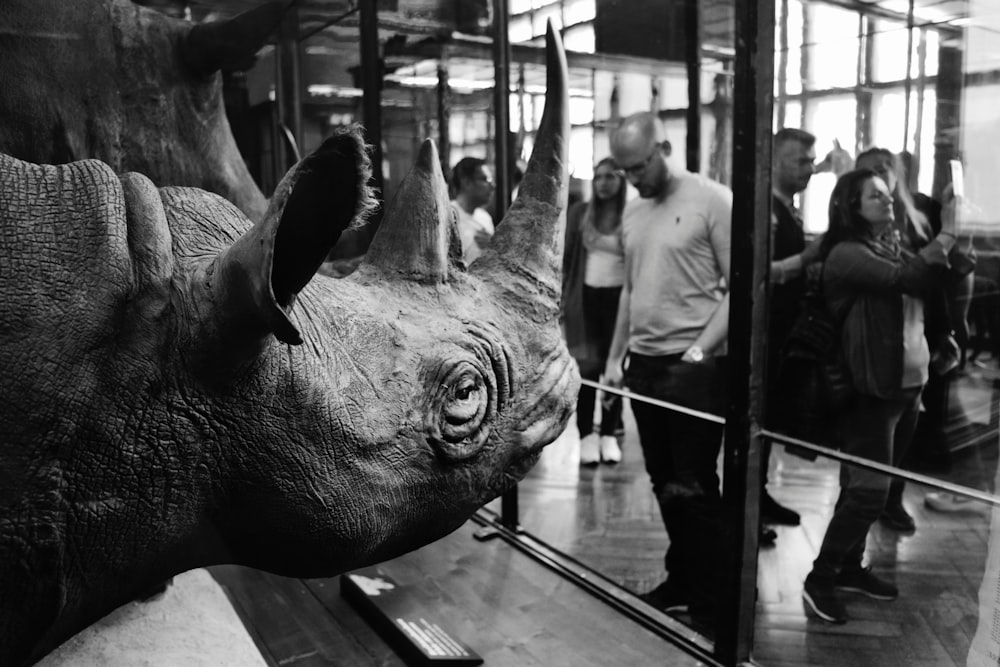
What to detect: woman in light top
<box><xmin>562</xmin><ymin>158</ymin><xmax>627</xmax><ymax>465</ymax></box>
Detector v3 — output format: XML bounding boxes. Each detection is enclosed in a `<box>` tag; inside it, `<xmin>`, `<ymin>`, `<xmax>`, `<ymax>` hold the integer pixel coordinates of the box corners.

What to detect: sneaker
<box><xmin>579</xmin><ymin>433</ymin><xmax>600</xmax><ymax>466</ymax></box>
<box><xmin>761</xmin><ymin>492</ymin><xmax>801</xmax><ymax>526</ymax></box>
<box><xmin>802</xmin><ymin>576</ymin><xmax>847</xmax><ymax>624</ymax></box>
<box><xmin>638</xmin><ymin>581</ymin><xmax>689</xmax><ymax>614</ymax></box>
<box><xmin>834</xmin><ymin>566</ymin><xmax>898</xmax><ymax>600</ymax></box>
<box><xmin>925</xmin><ymin>492</ymin><xmax>981</xmax><ymax>513</ymax></box>
<box><xmin>599</xmin><ymin>435</ymin><xmax>622</xmax><ymax>463</ymax></box>
<box><xmin>879</xmin><ymin>501</ymin><xmax>916</xmax><ymax>533</ymax></box>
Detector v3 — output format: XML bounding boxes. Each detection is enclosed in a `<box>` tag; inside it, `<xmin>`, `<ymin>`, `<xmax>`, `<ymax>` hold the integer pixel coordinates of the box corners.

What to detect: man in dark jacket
<box><xmin>763</xmin><ymin>128</ymin><xmax>824</xmax><ymax>538</ymax></box>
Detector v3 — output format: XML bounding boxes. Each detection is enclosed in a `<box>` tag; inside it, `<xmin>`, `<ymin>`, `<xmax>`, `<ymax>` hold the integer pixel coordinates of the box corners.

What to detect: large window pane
<box><xmin>805</xmin><ymin>4</ymin><xmax>860</xmax><ymax>90</ymax></box>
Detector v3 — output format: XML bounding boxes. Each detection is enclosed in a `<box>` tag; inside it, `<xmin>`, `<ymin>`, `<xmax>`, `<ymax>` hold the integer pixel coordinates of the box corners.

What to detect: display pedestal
<box><xmin>341</xmin><ymin>568</ymin><xmax>483</xmax><ymax>666</ymax></box>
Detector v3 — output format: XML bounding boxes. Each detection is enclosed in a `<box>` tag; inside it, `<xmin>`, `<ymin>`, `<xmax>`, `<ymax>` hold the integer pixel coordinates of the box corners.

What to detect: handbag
<box><xmin>775</xmin><ymin>265</ymin><xmax>856</xmax><ymax>444</ymax></box>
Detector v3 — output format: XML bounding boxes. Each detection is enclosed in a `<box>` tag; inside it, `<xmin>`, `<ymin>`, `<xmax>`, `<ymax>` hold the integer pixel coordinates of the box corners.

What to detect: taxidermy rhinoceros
<box><xmin>0</xmin><ymin>0</ymin><xmax>283</xmax><ymax>222</ymax></box>
<box><xmin>0</xmin><ymin>23</ymin><xmax>576</xmax><ymax>667</ymax></box>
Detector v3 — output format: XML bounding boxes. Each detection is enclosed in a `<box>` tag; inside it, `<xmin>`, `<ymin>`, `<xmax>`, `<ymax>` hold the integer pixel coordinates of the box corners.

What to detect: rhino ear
<box><xmin>217</xmin><ymin>127</ymin><xmax>374</xmax><ymax>345</ymax></box>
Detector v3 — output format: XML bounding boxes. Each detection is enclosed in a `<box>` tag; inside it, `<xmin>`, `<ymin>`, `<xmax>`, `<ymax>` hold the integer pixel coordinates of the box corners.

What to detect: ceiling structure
<box><xmin>135</xmin><ymin>0</ymin><xmax>975</xmax><ymax>110</ymax></box>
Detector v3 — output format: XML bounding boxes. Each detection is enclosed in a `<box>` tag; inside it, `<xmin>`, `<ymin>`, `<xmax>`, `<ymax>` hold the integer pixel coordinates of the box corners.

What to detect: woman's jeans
<box><xmin>576</xmin><ymin>285</ymin><xmax>623</xmax><ymax>437</ymax></box>
<box><xmin>811</xmin><ymin>387</ymin><xmax>923</xmax><ymax>579</ymax></box>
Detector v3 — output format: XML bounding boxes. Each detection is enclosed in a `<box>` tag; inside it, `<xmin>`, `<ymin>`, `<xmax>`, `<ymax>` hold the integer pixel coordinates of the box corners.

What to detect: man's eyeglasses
<box><xmin>620</xmin><ymin>150</ymin><xmax>658</xmax><ymax>177</ymax></box>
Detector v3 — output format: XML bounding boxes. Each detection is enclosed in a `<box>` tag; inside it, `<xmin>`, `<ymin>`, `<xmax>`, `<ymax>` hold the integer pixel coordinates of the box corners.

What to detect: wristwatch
<box><xmin>686</xmin><ymin>345</ymin><xmax>705</xmax><ymax>363</ymax></box>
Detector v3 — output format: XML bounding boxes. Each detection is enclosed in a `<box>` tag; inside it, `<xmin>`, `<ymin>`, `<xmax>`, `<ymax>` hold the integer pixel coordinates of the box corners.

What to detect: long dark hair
<box><xmin>819</xmin><ymin>168</ymin><xmax>880</xmax><ymax>260</ymax></box>
<box><xmin>855</xmin><ymin>146</ymin><xmax>932</xmax><ymax>244</ymax></box>
<box><xmin>590</xmin><ymin>156</ymin><xmax>627</xmax><ymax>215</ymax></box>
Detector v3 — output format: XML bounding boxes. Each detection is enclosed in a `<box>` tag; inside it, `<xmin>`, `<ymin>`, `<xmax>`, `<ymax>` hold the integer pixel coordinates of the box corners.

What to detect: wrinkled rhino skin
<box><xmin>0</xmin><ymin>23</ymin><xmax>576</xmax><ymax>667</ymax></box>
<box><xmin>0</xmin><ymin>0</ymin><xmax>282</xmax><ymax>222</ymax></box>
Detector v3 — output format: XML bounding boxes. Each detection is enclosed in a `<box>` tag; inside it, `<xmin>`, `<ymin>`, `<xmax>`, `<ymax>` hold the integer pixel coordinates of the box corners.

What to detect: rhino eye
<box><xmin>428</xmin><ymin>361</ymin><xmax>494</xmax><ymax>460</ymax></box>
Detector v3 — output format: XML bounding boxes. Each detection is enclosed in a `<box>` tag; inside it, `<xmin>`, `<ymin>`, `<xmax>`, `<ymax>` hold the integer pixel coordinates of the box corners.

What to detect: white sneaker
<box><xmin>580</xmin><ymin>433</ymin><xmax>600</xmax><ymax>465</ymax></box>
<box><xmin>924</xmin><ymin>492</ymin><xmax>981</xmax><ymax>513</ymax></box>
<box><xmin>599</xmin><ymin>435</ymin><xmax>622</xmax><ymax>463</ymax></box>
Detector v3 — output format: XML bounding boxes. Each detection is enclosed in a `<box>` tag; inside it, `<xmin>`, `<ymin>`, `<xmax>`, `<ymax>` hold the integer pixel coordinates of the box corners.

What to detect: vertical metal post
<box><xmin>902</xmin><ymin>0</ymin><xmax>916</xmax><ymax>153</ymax></box>
<box><xmin>359</xmin><ymin>0</ymin><xmax>385</xmax><ymax>231</ymax></box>
<box><xmin>716</xmin><ymin>0</ymin><xmax>774</xmax><ymax>663</ymax></box>
<box><xmin>685</xmin><ymin>0</ymin><xmax>702</xmax><ymax>174</ymax></box>
<box><xmin>493</xmin><ymin>0</ymin><xmax>516</xmax><ymax>531</ymax></box>
<box><xmin>273</xmin><ymin>5</ymin><xmax>301</xmax><ymax>177</ymax></box>
<box><xmin>437</xmin><ymin>62</ymin><xmax>451</xmax><ymax>174</ymax></box>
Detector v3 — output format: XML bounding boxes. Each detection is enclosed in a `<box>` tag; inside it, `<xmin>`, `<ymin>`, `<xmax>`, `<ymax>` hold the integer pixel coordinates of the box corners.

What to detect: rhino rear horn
<box><xmin>475</xmin><ymin>22</ymin><xmax>568</xmax><ymax>312</ymax></box>
<box><xmin>181</xmin><ymin>1</ymin><xmax>286</xmax><ymax>76</ymax></box>
<box><xmin>358</xmin><ymin>139</ymin><xmax>459</xmax><ymax>282</ymax></box>
<box><xmin>216</xmin><ymin>127</ymin><xmax>375</xmax><ymax>345</ymax></box>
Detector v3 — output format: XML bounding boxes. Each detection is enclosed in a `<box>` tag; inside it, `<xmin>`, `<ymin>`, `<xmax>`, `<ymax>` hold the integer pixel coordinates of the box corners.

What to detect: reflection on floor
<box><xmin>211</xmin><ymin>518</ymin><xmax>701</xmax><ymax>667</ymax></box>
<box><xmin>493</xmin><ymin>360</ymin><xmax>1000</xmax><ymax>667</ymax></box>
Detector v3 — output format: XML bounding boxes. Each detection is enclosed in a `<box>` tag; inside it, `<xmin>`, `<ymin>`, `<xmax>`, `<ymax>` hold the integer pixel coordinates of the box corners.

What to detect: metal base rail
<box><xmin>470</xmin><ymin>507</ymin><xmax>726</xmax><ymax>667</ymax></box>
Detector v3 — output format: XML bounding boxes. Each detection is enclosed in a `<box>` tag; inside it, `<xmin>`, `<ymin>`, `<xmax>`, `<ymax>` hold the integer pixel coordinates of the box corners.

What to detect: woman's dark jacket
<box><xmin>824</xmin><ymin>237</ymin><xmax>950</xmax><ymax>398</ymax></box>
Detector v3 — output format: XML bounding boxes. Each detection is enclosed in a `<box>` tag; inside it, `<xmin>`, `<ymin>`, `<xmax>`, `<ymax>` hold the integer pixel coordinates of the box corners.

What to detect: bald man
<box><xmin>604</xmin><ymin>112</ymin><xmax>732</xmax><ymax>625</ymax></box>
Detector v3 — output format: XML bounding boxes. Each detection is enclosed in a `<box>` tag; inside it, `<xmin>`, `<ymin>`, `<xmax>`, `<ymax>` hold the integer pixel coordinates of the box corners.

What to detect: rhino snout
<box><xmin>514</xmin><ymin>348</ymin><xmax>579</xmax><ymax>453</ymax></box>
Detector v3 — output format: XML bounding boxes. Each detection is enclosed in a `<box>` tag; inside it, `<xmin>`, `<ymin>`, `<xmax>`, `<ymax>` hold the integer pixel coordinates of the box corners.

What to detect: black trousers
<box><xmin>625</xmin><ymin>352</ymin><xmax>727</xmax><ymax>614</ymax></box>
<box><xmin>575</xmin><ymin>285</ymin><xmax>623</xmax><ymax>437</ymax></box>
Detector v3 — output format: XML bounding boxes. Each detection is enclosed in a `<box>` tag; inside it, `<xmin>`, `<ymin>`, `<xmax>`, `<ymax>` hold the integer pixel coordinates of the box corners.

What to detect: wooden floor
<box><xmin>210</xmin><ymin>360</ymin><xmax>1000</xmax><ymax>667</ymax></box>
<box><xmin>210</xmin><ymin>521</ymin><xmax>705</xmax><ymax>667</ymax></box>
<box><xmin>499</xmin><ymin>359</ymin><xmax>1000</xmax><ymax>667</ymax></box>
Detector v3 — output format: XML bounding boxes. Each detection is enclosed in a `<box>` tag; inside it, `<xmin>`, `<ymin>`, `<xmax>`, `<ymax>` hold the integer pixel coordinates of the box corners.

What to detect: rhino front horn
<box><xmin>475</xmin><ymin>21</ymin><xmax>569</xmax><ymax>313</ymax></box>
<box><xmin>180</xmin><ymin>1</ymin><xmax>286</xmax><ymax>76</ymax></box>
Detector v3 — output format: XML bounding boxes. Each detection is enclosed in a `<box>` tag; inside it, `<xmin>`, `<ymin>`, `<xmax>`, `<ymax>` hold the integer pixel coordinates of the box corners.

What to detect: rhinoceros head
<box><xmin>0</xmin><ymin>0</ymin><xmax>284</xmax><ymax>221</ymax></box>
<box><xmin>0</xmin><ymin>24</ymin><xmax>576</xmax><ymax>666</ymax></box>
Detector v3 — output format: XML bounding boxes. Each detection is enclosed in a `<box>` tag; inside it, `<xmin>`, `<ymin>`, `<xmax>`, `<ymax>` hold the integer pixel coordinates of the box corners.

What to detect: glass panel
<box><xmin>509</xmin><ymin>15</ymin><xmax>533</xmax><ymax>43</ymax></box>
<box><xmin>510</xmin><ymin>0</ymin><xmax>533</xmax><ymax>14</ymax></box>
<box><xmin>871</xmin><ymin>19</ymin><xmax>911</xmax><ymax>83</ymax></box>
<box><xmin>777</xmin><ymin>0</ymin><xmax>805</xmax><ymax>96</ymax></box>
<box><xmin>800</xmin><ymin>94</ymin><xmax>855</xmax><ymax>234</ymax></box>
<box><xmin>532</xmin><ymin>5</ymin><xmax>561</xmax><ymax>36</ymax></box>
<box><xmin>764</xmin><ymin>13</ymin><xmax>1000</xmax><ymax>665</ymax></box>
<box><xmin>563</xmin><ymin>0</ymin><xmax>596</xmax><ymax>26</ymax></box>
<box><xmin>804</xmin><ymin>3</ymin><xmax>859</xmax><ymax>90</ymax></box>
<box><xmin>568</xmin><ymin>125</ymin><xmax>594</xmax><ymax>180</ymax></box>
<box><xmin>752</xmin><ymin>445</ymin><xmax>998</xmax><ymax>666</ymax></box>
<box><xmin>563</xmin><ymin>24</ymin><xmax>595</xmax><ymax>53</ymax></box>
<box><xmin>568</xmin><ymin>95</ymin><xmax>594</xmax><ymax>127</ymax></box>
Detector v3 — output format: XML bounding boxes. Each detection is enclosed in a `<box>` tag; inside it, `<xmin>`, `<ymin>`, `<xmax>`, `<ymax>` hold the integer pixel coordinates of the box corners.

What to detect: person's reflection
<box><xmin>764</xmin><ymin>128</ymin><xmax>824</xmax><ymax>543</ymax></box>
<box><xmin>854</xmin><ymin>148</ymin><xmax>975</xmax><ymax>532</ymax></box>
<box><xmin>802</xmin><ymin>168</ymin><xmax>961</xmax><ymax>624</ymax></box>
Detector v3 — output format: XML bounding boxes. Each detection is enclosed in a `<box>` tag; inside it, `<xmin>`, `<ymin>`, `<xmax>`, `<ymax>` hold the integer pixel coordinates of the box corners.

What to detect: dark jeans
<box><xmin>626</xmin><ymin>352</ymin><xmax>727</xmax><ymax>613</ymax></box>
<box><xmin>576</xmin><ymin>285</ymin><xmax>623</xmax><ymax>437</ymax></box>
<box><xmin>811</xmin><ymin>387</ymin><xmax>922</xmax><ymax>579</ymax></box>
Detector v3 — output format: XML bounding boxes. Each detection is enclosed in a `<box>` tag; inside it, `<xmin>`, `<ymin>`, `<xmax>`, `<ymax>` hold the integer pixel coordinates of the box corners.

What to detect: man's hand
<box><xmin>681</xmin><ymin>345</ymin><xmax>705</xmax><ymax>364</ymax></box>
<box><xmin>801</xmin><ymin>234</ymin><xmax>824</xmax><ymax>265</ymax></box>
<box><xmin>603</xmin><ymin>359</ymin><xmax>624</xmax><ymax>389</ymax></box>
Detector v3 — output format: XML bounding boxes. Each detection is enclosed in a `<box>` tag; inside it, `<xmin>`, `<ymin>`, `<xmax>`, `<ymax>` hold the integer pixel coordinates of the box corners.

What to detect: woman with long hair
<box><xmin>801</xmin><ymin>168</ymin><xmax>959</xmax><ymax>624</ymax></box>
<box><xmin>854</xmin><ymin>148</ymin><xmax>974</xmax><ymax>527</ymax></box>
<box><xmin>562</xmin><ymin>157</ymin><xmax>628</xmax><ymax>465</ymax></box>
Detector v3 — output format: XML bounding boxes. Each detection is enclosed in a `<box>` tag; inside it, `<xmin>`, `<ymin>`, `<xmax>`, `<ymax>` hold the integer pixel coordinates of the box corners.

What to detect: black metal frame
<box><xmin>485</xmin><ymin>0</ymin><xmax>777</xmax><ymax>663</ymax></box>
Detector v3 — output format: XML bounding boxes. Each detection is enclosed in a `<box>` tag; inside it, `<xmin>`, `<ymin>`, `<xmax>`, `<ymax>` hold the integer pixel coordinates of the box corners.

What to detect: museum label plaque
<box><xmin>341</xmin><ymin>568</ymin><xmax>484</xmax><ymax>666</ymax></box>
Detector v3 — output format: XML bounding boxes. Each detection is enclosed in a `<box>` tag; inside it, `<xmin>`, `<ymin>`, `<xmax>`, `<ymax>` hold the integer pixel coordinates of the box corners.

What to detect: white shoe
<box><xmin>599</xmin><ymin>435</ymin><xmax>622</xmax><ymax>463</ymax></box>
<box><xmin>924</xmin><ymin>492</ymin><xmax>981</xmax><ymax>513</ymax></box>
<box><xmin>580</xmin><ymin>433</ymin><xmax>600</xmax><ymax>465</ymax></box>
